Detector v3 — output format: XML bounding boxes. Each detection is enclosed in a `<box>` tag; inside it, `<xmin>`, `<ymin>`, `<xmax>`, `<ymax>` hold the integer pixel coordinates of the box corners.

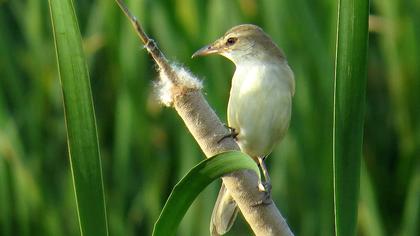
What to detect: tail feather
<box><xmin>210</xmin><ymin>183</ymin><xmax>239</xmax><ymax>236</ymax></box>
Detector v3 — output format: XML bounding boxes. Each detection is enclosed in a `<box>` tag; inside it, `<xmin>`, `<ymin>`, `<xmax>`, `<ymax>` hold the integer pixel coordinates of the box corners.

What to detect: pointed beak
<box><xmin>191</xmin><ymin>43</ymin><xmax>220</xmax><ymax>58</ymax></box>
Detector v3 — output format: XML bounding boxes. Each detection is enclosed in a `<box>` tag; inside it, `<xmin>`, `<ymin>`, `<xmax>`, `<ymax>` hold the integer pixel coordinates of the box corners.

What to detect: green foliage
<box><xmin>0</xmin><ymin>0</ymin><xmax>418</xmax><ymax>236</ymax></box>
<box><xmin>333</xmin><ymin>0</ymin><xmax>369</xmax><ymax>235</ymax></box>
<box><xmin>49</xmin><ymin>0</ymin><xmax>108</xmax><ymax>235</ymax></box>
<box><xmin>153</xmin><ymin>151</ymin><xmax>259</xmax><ymax>236</ymax></box>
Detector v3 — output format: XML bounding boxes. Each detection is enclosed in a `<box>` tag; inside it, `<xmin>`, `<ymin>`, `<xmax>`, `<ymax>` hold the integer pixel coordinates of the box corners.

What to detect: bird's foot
<box><xmin>251</xmin><ymin>180</ymin><xmax>273</xmax><ymax>206</ymax></box>
<box><xmin>258</xmin><ymin>179</ymin><xmax>272</xmax><ymax>193</ymax></box>
<box><xmin>251</xmin><ymin>156</ymin><xmax>273</xmax><ymax>206</ymax></box>
<box><xmin>217</xmin><ymin>125</ymin><xmax>239</xmax><ymax>143</ymax></box>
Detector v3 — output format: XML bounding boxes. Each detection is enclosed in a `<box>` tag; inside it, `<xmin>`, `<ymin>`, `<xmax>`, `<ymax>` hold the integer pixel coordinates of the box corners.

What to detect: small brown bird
<box><xmin>193</xmin><ymin>24</ymin><xmax>295</xmax><ymax>235</ymax></box>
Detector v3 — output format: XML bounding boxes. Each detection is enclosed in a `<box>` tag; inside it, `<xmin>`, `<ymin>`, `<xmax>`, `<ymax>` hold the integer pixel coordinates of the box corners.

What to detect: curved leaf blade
<box><xmin>153</xmin><ymin>151</ymin><xmax>259</xmax><ymax>236</ymax></box>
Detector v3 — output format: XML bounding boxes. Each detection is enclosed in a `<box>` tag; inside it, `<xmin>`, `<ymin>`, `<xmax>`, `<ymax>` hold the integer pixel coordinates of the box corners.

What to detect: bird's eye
<box><xmin>226</xmin><ymin>37</ymin><xmax>237</xmax><ymax>46</ymax></box>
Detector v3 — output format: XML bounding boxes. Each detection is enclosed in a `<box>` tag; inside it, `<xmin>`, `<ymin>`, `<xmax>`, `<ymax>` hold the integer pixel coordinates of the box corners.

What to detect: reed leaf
<box><xmin>333</xmin><ymin>0</ymin><xmax>369</xmax><ymax>235</ymax></box>
<box><xmin>48</xmin><ymin>0</ymin><xmax>108</xmax><ymax>235</ymax></box>
<box><xmin>153</xmin><ymin>151</ymin><xmax>260</xmax><ymax>236</ymax></box>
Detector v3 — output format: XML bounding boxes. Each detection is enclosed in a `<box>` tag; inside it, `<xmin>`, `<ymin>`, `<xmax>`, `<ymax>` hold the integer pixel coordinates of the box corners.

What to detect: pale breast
<box><xmin>227</xmin><ymin>61</ymin><xmax>294</xmax><ymax>157</ymax></box>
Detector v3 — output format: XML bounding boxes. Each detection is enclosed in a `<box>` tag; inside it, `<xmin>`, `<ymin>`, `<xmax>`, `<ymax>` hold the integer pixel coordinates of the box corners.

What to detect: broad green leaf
<box><xmin>333</xmin><ymin>0</ymin><xmax>369</xmax><ymax>235</ymax></box>
<box><xmin>48</xmin><ymin>0</ymin><xmax>108</xmax><ymax>235</ymax></box>
<box><xmin>153</xmin><ymin>151</ymin><xmax>260</xmax><ymax>236</ymax></box>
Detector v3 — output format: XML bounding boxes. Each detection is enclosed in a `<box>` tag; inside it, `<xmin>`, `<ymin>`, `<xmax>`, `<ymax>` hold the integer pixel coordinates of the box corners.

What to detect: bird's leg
<box><xmin>252</xmin><ymin>156</ymin><xmax>272</xmax><ymax>206</ymax></box>
<box><xmin>257</xmin><ymin>156</ymin><xmax>271</xmax><ymax>192</ymax></box>
<box><xmin>217</xmin><ymin>124</ymin><xmax>239</xmax><ymax>143</ymax></box>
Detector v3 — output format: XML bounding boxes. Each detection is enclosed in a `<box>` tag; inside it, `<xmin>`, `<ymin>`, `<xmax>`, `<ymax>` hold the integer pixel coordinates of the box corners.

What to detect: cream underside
<box><xmin>227</xmin><ymin>60</ymin><xmax>293</xmax><ymax>158</ymax></box>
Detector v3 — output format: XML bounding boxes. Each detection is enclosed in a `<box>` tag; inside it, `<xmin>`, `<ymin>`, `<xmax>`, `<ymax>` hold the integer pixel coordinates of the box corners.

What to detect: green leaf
<box><xmin>333</xmin><ymin>0</ymin><xmax>369</xmax><ymax>236</ymax></box>
<box><xmin>48</xmin><ymin>0</ymin><xmax>108</xmax><ymax>235</ymax></box>
<box><xmin>152</xmin><ymin>151</ymin><xmax>260</xmax><ymax>236</ymax></box>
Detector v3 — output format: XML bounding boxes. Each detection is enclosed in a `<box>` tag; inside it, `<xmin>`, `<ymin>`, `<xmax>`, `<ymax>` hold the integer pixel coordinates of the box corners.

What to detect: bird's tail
<box><xmin>210</xmin><ymin>183</ymin><xmax>239</xmax><ymax>236</ymax></box>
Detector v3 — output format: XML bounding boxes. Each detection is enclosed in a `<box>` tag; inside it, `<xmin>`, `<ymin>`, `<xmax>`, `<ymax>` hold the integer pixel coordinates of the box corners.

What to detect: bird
<box><xmin>192</xmin><ymin>24</ymin><xmax>295</xmax><ymax>235</ymax></box>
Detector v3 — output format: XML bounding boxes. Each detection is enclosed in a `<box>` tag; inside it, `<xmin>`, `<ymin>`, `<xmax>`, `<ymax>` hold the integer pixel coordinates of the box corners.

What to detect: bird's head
<box><xmin>192</xmin><ymin>24</ymin><xmax>285</xmax><ymax>64</ymax></box>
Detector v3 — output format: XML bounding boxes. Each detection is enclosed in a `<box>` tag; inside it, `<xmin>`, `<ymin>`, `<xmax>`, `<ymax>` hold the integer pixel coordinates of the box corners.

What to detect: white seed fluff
<box><xmin>155</xmin><ymin>63</ymin><xmax>203</xmax><ymax>106</ymax></box>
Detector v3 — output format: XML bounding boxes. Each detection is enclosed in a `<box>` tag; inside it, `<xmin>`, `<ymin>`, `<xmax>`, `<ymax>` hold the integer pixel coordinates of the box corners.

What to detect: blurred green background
<box><xmin>0</xmin><ymin>0</ymin><xmax>419</xmax><ymax>235</ymax></box>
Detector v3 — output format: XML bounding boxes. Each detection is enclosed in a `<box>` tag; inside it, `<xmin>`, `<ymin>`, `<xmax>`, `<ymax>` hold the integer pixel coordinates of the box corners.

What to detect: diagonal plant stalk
<box><xmin>48</xmin><ymin>0</ymin><xmax>108</xmax><ymax>235</ymax></box>
<box><xmin>333</xmin><ymin>0</ymin><xmax>369</xmax><ymax>235</ymax></box>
